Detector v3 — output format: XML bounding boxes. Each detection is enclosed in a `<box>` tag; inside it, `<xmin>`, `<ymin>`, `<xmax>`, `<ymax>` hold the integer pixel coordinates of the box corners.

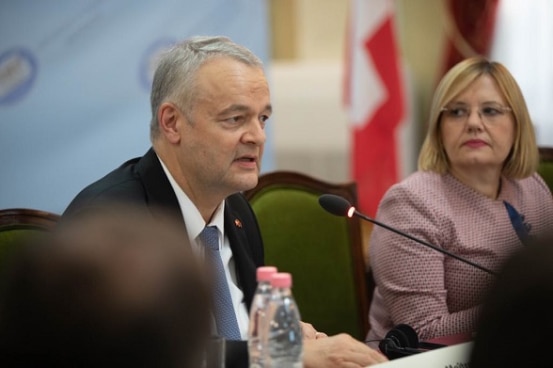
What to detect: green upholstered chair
<box><xmin>244</xmin><ymin>171</ymin><xmax>370</xmax><ymax>340</ymax></box>
<box><xmin>538</xmin><ymin>147</ymin><xmax>553</xmax><ymax>193</ymax></box>
<box><xmin>0</xmin><ymin>208</ymin><xmax>60</xmax><ymax>270</ymax></box>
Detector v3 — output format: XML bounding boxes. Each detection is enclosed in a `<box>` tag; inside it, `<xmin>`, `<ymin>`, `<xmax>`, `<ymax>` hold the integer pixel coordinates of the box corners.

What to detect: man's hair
<box><xmin>0</xmin><ymin>204</ymin><xmax>211</xmax><ymax>368</ymax></box>
<box><xmin>149</xmin><ymin>35</ymin><xmax>264</xmax><ymax>141</ymax></box>
<box><xmin>470</xmin><ymin>231</ymin><xmax>553</xmax><ymax>367</ymax></box>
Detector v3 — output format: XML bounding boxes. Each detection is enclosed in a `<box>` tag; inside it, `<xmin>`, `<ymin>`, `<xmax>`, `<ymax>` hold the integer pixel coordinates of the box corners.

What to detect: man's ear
<box><xmin>158</xmin><ymin>102</ymin><xmax>182</xmax><ymax>144</ymax></box>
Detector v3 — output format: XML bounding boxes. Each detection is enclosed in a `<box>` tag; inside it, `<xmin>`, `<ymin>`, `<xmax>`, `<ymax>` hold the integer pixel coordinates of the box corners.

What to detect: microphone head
<box><xmin>318</xmin><ymin>194</ymin><xmax>354</xmax><ymax>217</ymax></box>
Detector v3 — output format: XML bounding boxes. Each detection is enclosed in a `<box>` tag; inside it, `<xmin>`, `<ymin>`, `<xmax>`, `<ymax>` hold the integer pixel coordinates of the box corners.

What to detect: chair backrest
<box><xmin>244</xmin><ymin>171</ymin><xmax>370</xmax><ymax>339</ymax></box>
<box><xmin>0</xmin><ymin>208</ymin><xmax>60</xmax><ymax>269</ymax></box>
<box><xmin>538</xmin><ymin>147</ymin><xmax>553</xmax><ymax>193</ymax></box>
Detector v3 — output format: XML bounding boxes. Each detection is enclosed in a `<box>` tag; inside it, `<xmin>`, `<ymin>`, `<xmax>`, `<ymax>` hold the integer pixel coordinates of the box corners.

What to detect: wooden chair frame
<box><xmin>0</xmin><ymin>208</ymin><xmax>60</xmax><ymax>231</ymax></box>
<box><xmin>539</xmin><ymin>147</ymin><xmax>553</xmax><ymax>162</ymax></box>
<box><xmin>244</xmin><ymin>170</ymin><xmax>370</xmax><ymax>337</ymax></box>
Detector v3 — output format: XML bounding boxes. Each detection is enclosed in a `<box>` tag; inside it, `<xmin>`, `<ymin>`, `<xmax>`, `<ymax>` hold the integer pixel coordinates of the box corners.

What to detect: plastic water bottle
<box><xmin>266</xmin><ymin>272</ymin><xmax>303</xmax><ymax>368</ymax></box>
<box><xmin>248</xmin><ymin>266</ymin><xmax>278</xmax><ymax>368</ymax></box>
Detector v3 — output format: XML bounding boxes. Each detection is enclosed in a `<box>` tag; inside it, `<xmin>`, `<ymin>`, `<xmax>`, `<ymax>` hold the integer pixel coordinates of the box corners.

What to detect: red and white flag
<box><xmin>345</xmin><ymin>0</ymin><xmax>406</xmax><ymax>216</ymax></box>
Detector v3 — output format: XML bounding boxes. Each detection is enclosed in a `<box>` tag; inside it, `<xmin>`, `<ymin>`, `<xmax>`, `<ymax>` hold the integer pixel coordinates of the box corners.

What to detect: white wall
<box><xmin>269</xmin><ymin>60</ymin><xmax>350</xmax><ymax>181</ymax></box>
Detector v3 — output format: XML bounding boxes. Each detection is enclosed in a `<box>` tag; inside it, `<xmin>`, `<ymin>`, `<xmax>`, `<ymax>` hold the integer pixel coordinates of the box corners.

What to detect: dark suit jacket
<box><xmin>63</xmin><ymin>148</ymin><xmax>264</xmax><ymax>368</ymax></box>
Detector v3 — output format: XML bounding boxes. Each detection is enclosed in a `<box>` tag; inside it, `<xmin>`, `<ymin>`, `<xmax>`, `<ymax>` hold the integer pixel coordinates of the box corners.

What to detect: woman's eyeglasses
<box><xmin>440</xmin><ymin>103</ymin><xmax>512</xmax><ymax>124</ymax></box>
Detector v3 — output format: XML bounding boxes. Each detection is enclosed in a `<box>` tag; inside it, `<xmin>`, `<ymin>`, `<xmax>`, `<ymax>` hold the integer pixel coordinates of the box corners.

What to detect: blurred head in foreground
<box><xmin>0</xmin><ymin>205</ymin><xmax>211</xmax><ymax>368</ymax></box>
<box><xmin>470</xmin><ymin>231</ymin><xmax>553</xmax><ymax>368</ymax></box>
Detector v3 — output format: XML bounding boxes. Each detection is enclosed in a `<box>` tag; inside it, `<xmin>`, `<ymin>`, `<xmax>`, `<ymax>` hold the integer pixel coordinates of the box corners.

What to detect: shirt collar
<box><xmin>157</xmin><ymin>155</ymin><xmax>226</xmax><ymax>244</ymax></box>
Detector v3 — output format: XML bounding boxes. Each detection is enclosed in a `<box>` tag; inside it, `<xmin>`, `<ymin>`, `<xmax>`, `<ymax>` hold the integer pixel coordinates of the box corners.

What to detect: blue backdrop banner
<box><xmin>0</xmin><ymin>0</ymin><xmax>272</xmax><ymax>214</ymax></box>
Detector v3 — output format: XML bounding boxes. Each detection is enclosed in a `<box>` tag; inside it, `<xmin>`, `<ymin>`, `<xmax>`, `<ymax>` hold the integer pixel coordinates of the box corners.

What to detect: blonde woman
<box><xmin>367</xmin><ymin>57</ymin><xmax>553</xmax><ymax>346</ymax></box>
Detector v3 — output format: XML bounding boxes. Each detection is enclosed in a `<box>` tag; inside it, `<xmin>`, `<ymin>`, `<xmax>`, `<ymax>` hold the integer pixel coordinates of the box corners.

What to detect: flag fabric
<box><xmin>345</xmin><ymin>0</ymin><xmax>406</xmax><ymax>216</ymax></box>
<box><xmin>440</xmin><ymin>0</ymin><xmax>500</xmax><ymax>77</ymax></box>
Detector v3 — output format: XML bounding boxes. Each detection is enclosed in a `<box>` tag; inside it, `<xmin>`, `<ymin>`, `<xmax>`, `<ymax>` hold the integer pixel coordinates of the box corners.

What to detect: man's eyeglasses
<box><xmin>440</xmin><ymin>103</ymin><xmax>512</xmax><ymax>124</ymax></box>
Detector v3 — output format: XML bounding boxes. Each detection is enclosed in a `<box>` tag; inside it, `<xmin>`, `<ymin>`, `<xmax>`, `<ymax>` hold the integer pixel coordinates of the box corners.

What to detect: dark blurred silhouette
<box><xmin>0</xmin><ymin>204</ymin><xmax>211</xmax><ymax>368</ymax></box>
<box><xmin>470</xmin><ymin>231</ymin><xmax>553</xmax><ymax>368</ymax></box>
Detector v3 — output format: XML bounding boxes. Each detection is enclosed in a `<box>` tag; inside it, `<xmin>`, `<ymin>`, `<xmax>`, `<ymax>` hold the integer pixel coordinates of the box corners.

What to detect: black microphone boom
<box><xmin>318</xmin><ymin>194</ymin><xmax>497</xmax><ymax>276</ymax></box>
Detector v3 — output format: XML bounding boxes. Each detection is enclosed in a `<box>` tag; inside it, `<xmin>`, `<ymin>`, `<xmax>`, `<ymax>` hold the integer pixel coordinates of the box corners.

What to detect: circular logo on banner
<box><xmin>139</xmin><ymin>38</ymin><xmax>176</xmax><ymax>92</ymax></box>
<box><xmin>0</xmin><ymin>47</ymin><xmax>38</xmax><ymax>106</ymax></box>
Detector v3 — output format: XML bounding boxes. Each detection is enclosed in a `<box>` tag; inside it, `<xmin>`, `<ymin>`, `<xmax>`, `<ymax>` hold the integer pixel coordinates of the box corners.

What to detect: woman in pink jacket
<box><xmin>366</xmin><ymin>56</ymin><xmax>553</xmax><ymax>346</ymax></box>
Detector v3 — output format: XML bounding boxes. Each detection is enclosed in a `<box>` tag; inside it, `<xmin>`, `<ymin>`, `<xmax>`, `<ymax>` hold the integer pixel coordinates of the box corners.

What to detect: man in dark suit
<box><xmin>64</xmin><ymin>35</ymin><xmax>267</xmax><ymax>368</ymax></box>
<box><xmin>64</xmin><ymin>36</ymin><xmax>387</xmax><ymax>368</ymax></box>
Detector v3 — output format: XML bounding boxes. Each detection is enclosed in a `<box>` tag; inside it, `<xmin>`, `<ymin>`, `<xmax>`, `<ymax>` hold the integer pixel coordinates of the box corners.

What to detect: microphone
<box><xmin>318</xmin><ymin>194</ymin><xmax>497</xmax><ymax>276</ymax></box>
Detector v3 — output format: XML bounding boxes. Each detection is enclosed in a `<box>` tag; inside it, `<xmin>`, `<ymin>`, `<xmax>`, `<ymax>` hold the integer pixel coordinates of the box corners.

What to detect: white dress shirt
<box><xmin>158</xmin><ymin>157</ymin><xmax>249</xmax><ymax>339</ymax></box>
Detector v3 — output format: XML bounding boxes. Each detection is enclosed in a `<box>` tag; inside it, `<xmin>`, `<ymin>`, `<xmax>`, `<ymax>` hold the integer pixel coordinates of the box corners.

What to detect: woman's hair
<box><xmin>418</xmin><ymin>56</ymin><xmax>538</xmax><ymax>178</ymax></box>
<box><xmin>149</xmin><ymin>35</ymin><xmax>264</xmax><ymax>141</ymax></box>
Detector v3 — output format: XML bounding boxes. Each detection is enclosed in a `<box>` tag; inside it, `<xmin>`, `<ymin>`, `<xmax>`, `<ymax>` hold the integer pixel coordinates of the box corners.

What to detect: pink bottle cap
<box><xmin>271</xmin><ymin>272</ymin><xmax>292</xmax><ymax>288</ymax></box>
<box><xmin>257</xmin><ymin>266</ymin><xmax>278</xmax><ymax>282</ymax></box>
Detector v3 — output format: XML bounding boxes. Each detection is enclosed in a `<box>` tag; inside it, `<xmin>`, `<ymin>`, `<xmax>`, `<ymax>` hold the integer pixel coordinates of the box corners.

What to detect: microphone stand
<box><xmin>352</xmin><ymin>210</ymin><xmax>497</xmax><ymax>276</ymax></box>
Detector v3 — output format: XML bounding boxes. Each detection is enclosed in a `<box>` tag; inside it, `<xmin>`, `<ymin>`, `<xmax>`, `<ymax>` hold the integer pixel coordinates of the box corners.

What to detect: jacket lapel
<box><xmin>135</xmin><ymin>148</ymin><xmax>188</xmax><ymax>235</ymax></box>
<box><xmin>224</xmin><ymin>203</ymin><xmax>257</xmax><ymax>310</ymax></box>
<box><xmin>137</xmin><ymin>148</ymin><xmax>257</xmax><ymax>309</ymax></box>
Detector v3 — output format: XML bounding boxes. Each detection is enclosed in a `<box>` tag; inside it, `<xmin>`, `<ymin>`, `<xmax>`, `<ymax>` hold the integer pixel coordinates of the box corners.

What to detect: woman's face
<box><xmin>440</xmin><ymin>75</ymin><xmax>515</xmax><ymax>176</ymax></box>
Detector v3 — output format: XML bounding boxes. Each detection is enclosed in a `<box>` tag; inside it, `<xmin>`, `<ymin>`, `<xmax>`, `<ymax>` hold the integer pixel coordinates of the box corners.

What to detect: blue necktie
<box><xmin>198</xmin><ymin>226</ymin><xmax>241</xmax><ymax>340</ymax></box>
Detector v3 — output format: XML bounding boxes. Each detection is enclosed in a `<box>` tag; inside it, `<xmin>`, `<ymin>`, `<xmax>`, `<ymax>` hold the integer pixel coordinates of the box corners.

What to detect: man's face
<box><xmin>176</xmin><ymin>57</ymin><xmax>271</xmax><ymax>202</ymax></box>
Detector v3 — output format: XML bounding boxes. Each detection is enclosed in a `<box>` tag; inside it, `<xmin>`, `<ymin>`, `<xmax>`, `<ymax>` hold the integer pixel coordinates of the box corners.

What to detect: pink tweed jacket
<box><xmin>366</xmin><ymin>171</ymin><xmax>553</xmax><ymax>344</ymax></box>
